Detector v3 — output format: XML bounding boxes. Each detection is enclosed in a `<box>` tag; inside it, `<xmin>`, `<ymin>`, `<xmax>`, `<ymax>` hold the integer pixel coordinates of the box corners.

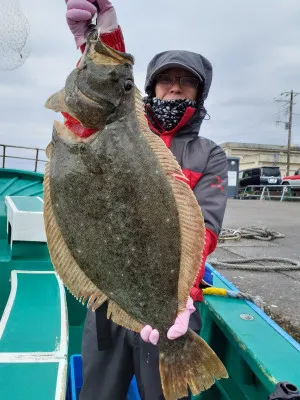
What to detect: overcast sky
<box><xmin>1</xmin><ymin>0</ymin><xmax>300</xmax><ymax>160</ymax></box>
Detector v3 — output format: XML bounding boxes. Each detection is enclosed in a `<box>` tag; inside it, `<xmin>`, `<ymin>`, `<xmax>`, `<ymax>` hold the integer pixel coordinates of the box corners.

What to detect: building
<box><xmin>221</xmin><ymin>142</ymin><xmax>300</xmax><ymax>176</ymax></box>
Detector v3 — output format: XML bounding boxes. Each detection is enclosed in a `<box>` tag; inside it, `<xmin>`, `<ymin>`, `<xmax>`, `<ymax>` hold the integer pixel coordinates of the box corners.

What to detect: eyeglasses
<box><xmin>156</xmin><ymin>74</ymin><xmax>200</xmax><ymax>90</ymax></box>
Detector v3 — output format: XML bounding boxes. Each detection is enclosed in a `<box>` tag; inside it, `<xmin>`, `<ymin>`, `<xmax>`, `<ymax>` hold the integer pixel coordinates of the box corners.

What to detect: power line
<box><xmin>241</xmin><ymin>106</ymin><xmax>286</xmax><ymax>132</ymax></box>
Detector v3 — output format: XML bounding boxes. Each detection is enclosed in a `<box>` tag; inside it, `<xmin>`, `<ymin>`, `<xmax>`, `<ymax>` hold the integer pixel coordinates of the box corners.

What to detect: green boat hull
<box><xmin>0</xmin><ymin>169</ymin><xmax>299</xmax><ymax>400</ymax></box>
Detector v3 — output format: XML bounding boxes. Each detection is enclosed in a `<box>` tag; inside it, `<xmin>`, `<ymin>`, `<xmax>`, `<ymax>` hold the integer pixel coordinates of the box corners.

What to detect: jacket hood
<box><xmin>144</xmin><ymin>50</ymin><xmax>213</xmax><ymax>104</ymax></box>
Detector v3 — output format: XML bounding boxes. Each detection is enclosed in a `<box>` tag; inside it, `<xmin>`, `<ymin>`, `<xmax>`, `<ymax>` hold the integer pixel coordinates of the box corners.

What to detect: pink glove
<box><xmin>66</xmin><ymin>0</ymin><xmax>118</xmax><ymax>48</ymax></box>
<box><xmin>140</xmin><ymin>297</ymin><xmax>196</xmax><ymax>345</ymax></box>
<box><xmin>96</xmin><ymin>0</ymin><xmax>118</xmax><ymax>33</ymax></box>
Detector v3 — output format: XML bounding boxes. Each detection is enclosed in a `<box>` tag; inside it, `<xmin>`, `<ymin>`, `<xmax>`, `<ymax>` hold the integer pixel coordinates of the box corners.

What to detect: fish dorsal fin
<box><xmin>45</xmin><ymin>142</ymin><xmax>53</xmax><ymax>159</ymax></box>
<box><xmin>107</xmin><ymin>300</ymin><xmax>143</xmax><ymax>332</ymax></box>
<box><xmin>134</xmin><ymin>87</ymin><xmax>206</xmax><ymax>310</ymax></box>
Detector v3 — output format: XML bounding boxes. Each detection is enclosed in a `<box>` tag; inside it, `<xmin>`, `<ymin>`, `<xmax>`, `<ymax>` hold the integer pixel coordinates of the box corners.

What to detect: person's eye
<box><xmin>181</xmin><ymin>77</ymin><xmax>199</xmax><ymax>88</ymax></box>
<box><xmin>157</xmin><ymin>75</ymin><xmax>173</xmax><ymax>84</ymax></box>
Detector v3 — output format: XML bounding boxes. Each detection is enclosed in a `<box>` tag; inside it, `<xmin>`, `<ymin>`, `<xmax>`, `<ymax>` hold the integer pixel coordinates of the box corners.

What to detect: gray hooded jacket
<box><xmin>144</xmin><ymin>50</ymin><xmax>228</xmax><ymax>239</ymax></box>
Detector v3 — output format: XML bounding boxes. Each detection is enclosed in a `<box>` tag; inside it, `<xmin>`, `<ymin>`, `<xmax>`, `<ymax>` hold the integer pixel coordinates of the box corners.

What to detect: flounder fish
<box><xmin>44</xmin><ymin>28</ymin><xmax>227</xmax><ymax>400</ymax></box>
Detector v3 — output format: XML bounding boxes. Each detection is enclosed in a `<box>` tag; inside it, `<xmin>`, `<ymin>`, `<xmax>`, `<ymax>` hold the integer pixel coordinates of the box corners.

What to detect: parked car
<box><xmin>239</xmin><ymin>166</ymin><xmax>282</xmax><ymax>188</ymax></box>
<box><xmin>282</xmin><ymin>168</ymin><xmax>300</xmax><ymax>186</ymax></box>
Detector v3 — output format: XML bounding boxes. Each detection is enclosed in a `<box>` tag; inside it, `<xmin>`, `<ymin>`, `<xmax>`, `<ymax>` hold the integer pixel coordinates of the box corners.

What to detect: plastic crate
<box><xmin>127</xmin><ymin>376</ymin><xmax>141</xmax><ymax>400</ymax></box>
<box><xmin>67</xmin><ymin>354</ymin><xmax>141</xmax><ymax>400</ymax></box>
<box><xmin>68</xmin><ymin>355</ymin><xmax>83</xmax><ymax>400</ymax></box>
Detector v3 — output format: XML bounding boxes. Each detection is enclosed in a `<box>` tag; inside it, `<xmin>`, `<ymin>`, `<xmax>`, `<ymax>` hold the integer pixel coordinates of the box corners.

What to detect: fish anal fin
<box><xmin>107</xmin><ymin>300</ymin><xmax>143</xmax><ymax>333</ymax></box>
<box><xmin>43</xmin><ymin>162</ymin><xmax>108</xmax><ymax>311</ymax></box>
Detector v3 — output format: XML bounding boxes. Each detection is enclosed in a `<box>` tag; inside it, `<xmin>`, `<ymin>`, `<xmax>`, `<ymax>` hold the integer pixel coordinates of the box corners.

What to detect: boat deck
<box><xmin>0</xmin><ymin>271</ymin><xmax>68</xmax><ymax>400</ymax></box>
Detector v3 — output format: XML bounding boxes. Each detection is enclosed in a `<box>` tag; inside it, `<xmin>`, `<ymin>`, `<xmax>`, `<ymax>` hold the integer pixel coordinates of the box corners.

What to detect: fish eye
<box><xmin>124</xmin><ymin>80</ymin><xmax>134</xmax><ymax>91</ymax></box>
<box><xmin>123</xmin><ymin>62</ymin><xmax>133</xmax><ymax>70</ymax></box>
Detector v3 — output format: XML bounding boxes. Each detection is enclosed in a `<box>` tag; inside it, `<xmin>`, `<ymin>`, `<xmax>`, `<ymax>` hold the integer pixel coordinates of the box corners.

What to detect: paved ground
<box><xmin>207</xmin><ymin>199</ymin><xmax>300</xmax><ymax>342</ymax></box>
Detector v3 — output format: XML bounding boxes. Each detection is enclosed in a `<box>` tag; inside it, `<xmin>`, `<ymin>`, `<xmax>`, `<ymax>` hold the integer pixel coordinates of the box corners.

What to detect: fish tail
<box><xmin>159</xmin><ymin>329</ymin><xmax>228</xmax><ymax>400</ymax></box>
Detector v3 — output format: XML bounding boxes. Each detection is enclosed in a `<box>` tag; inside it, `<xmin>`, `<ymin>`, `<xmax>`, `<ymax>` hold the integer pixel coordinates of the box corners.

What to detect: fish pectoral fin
<box><xmin>45</xmin><ymin>88</ymin><xmax>69</xmax><ymax>113</ymax></box>
<box><xmin>107</xmin><ymin>300</ymin><xmax>143</xmax><ymax>333</ymax></box>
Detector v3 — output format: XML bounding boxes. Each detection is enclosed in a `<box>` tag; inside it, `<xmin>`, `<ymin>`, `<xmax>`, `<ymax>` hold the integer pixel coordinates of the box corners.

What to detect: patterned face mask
<box><xmin>144</xmin><ymin>97</ymin><xmax>197</xmax><ymax>131</ymax></box>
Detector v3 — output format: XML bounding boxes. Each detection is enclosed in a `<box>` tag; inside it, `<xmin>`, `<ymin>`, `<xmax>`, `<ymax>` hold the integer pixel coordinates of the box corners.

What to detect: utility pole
<box><xmin>287</xmin><ymin>90</ymin><xmax>293</xmax><ymax>176</ymax></box>
<box><xmin>274</xmin><ymin>90</ymin><xmax>299</xmax><ymax>176</ymax></box>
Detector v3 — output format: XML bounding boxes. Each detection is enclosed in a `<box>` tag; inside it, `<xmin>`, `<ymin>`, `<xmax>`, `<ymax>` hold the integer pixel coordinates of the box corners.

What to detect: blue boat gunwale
<box><xmin>207</xmin><ymin>263</ymin><xmax>300</xmax><ymax>352</ymax></box>
<box><xmin>0</xmin><ymin>169</ymin><xmax>44</xmax><ymax>180</ymax></box>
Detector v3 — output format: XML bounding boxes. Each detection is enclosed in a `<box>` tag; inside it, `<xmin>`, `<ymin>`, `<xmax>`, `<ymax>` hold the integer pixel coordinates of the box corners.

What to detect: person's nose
<box><xmin>170</xmin><ymin>78</ymin><xmax>182</xmax><ymax>93</ymax></box>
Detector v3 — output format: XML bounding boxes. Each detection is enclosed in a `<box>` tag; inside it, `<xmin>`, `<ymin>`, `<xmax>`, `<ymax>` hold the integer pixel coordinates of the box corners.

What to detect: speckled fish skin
<box><xmin>49</xmin><ymin>107</ymin><xmax>181</xmax><ymax>337</ymax></box>
<box><xmin>44</xmin><ymin>36</ymin><xmax>227</xmax><ymax>400</ymax></box>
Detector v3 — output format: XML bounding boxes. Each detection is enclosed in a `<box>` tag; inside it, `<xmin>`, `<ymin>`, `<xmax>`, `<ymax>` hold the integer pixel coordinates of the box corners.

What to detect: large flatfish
<box><xmin>43</xmin><ymin>29</ymin><xmax>227</xmax><ymax>400</ymax></box>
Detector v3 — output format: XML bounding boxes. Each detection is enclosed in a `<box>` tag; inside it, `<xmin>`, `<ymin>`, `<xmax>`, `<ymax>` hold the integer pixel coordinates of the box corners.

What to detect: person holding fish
<box><xmin>59</xmin><ymin>0</ymin><xmax>229</xmax><ymax>399</ymax></box>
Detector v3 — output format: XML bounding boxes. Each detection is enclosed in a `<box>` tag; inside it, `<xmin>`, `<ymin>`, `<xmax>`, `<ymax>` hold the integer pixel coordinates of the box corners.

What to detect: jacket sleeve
<box><xmin>193</xmin><ymin>144</ymin><xmax>228</xmax><ymax>239</ymax></box>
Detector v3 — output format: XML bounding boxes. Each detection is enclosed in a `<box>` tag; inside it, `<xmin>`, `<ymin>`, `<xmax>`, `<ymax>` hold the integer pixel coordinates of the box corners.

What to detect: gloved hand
<box><xmin>66</xmin><ymin>0</ymin><xmax>118</xmax><ymax>48</ymax></box>
<box><xmin>140</xmin><ymin>297</ymin><xmax>196</xmax><ymax>345</ymax></box>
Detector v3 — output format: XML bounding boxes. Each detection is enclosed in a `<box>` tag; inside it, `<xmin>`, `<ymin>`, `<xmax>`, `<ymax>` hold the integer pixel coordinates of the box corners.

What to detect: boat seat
<box><xmin>5</xmin><ymin>196</ymin><xmax>46</xmax><ymax>247</ymax></box>
<box><xmin>0</xmin><ymin>270</ymin><xmax>68</xmax><ymax>400</ymax></box>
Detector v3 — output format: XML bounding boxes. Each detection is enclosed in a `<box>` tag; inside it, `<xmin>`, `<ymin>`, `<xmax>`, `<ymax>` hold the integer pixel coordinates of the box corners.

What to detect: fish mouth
<box><xmin>84</xmin><ymin>25</ymin><xmax>134</xmax><ymax>67</ymax></box>
<box><xmin>92</xmin><ymin>40</ymin><xmax>134</xmax><ymax>65</ymax></box>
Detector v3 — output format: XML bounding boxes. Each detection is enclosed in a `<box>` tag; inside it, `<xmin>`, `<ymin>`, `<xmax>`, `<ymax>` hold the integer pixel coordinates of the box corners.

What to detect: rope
<box><xmin>207</xmin><ymin>225</ymin><xmax>299</xmax><ymax>309</ymax></box>
<box><xmin>226</xmin><ymin>290</ymin><xmax>264</xmax><ymax>310</ymax></box>
<box><xmin>209</xmin><ymin>257</ymin><xmax>300</xmax><ymax>271</ymax></box>
<box><xmin>203</xmin><ymin>287</ymin><xmax>264</xmax><ymax>310</ymax></box>
<box><xmin>219</xmin><ymin>226</ymin><xmax>285</xmax><ymax>242</ymax></box>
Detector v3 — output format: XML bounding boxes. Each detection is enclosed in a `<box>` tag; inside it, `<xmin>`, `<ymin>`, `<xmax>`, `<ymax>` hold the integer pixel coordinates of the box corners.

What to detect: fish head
<box><xmin>45</xmin><ymin>38</ymin><xmax>135</xmax><ymax>143</ymax></box>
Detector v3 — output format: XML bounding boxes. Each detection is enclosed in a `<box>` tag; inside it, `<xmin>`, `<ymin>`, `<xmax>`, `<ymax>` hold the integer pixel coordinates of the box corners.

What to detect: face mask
<box><xmin>144</xmin><ymin>97</ymin><xmax>196</xmax><ymax>131</ymax></box>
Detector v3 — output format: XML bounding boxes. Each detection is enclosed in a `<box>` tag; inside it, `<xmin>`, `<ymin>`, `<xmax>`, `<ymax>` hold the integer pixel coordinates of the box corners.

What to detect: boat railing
<box><xmin>0</xmin><ymin>144</ymin><xmax>47</xmax><ymax>172</ymax></box>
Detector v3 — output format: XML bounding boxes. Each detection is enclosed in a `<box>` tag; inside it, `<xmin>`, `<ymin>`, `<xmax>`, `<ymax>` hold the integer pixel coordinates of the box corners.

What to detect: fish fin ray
<box><xmin>43</xmin><ymin>162</ymin><xmax>107</xmax><ymax>310</ymax></box>
<box><xmin>107</xmin><ymin>300</ymin><xmax>143</xmax><ymax>332</ymax></box>
<box><xmin>45</xmin><ymin>142</ymin><xmax>53</xmax><ymax>160</ymax></box>
<box><xmin>169</xmin><ymin>178</ymin><xmax>205</xmax><ymax>309</ymax></box>
<box><xmin>159</xmin><ymin>329</ymin><xmax>228</xmax><ymax>400</ymax></box>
